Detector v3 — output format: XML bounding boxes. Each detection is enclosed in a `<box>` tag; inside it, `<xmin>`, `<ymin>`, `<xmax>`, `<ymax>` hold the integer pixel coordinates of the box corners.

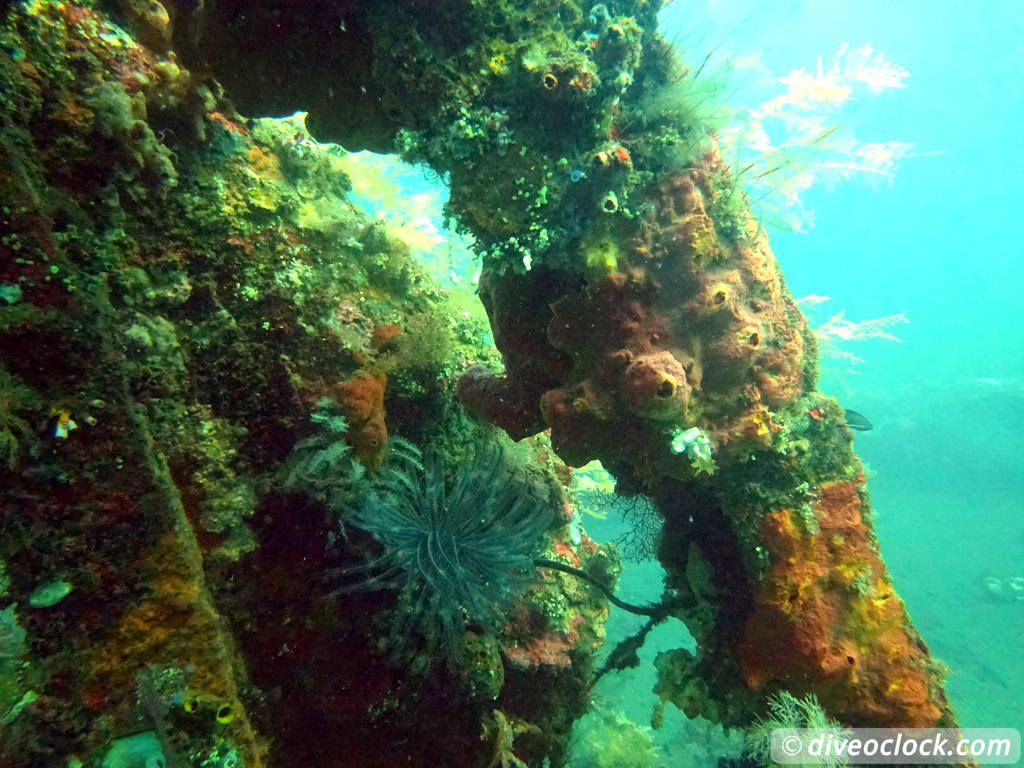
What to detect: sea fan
<box><xmin>339</xmin><ymin>440</ymin><xmax>554</xmax><ymax>661</ymax></box>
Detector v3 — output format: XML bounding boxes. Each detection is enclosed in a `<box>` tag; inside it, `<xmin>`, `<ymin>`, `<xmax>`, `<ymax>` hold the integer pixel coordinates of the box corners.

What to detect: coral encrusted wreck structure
<box><xmin>0</xmin><ymin>1</ymin><xmax>967</xmax><ymax>767</ymax></box>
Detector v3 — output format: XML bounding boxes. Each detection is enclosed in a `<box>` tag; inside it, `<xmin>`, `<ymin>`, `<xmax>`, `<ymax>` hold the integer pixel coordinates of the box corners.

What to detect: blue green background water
<box><xmin>574</xmin><ymin>1</ymin><xmax>1024</xmax><ymax>763</ymax></box>
<box><xmin>353</xmin><ymin>1</ymin><xmax>1024</xmax><ymax>762</ymax></box>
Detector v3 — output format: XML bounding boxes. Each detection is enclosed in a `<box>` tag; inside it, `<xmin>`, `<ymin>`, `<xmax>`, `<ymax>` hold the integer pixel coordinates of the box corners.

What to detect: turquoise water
<box><xmin>573</xmin><ymin>1</ymin><xmax>1024</xmax><ymax>762</ymax></box>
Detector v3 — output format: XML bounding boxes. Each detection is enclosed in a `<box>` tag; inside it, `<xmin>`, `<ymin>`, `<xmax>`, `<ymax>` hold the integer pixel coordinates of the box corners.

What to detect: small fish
<box><xmin>843</xmin><ymin>409</ymin><xmax>873</xmax><ymax>431</ymax></box>
<box><xmin>53</xmin><ymin>409</ymin><xmax>77</xmax><ymax>439</ymax></box>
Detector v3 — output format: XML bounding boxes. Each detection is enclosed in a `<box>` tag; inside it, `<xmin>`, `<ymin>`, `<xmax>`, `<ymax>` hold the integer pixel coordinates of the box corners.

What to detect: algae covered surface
<box><xmin>0</xmin><ymin>1</ymin><xmax>1004</xmax><ymax>767</ymax></box>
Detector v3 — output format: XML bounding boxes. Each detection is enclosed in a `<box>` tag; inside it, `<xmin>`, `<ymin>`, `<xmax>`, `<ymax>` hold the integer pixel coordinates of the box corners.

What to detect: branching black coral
<box><xmin>608</xmin><ymin>493</ymin><xmax>662</xmax><ymax>563</ymax></box>
<box><xmin>338</xmin><ymin>440</ymin><xmax>554</xmax><ymax>661</ymax></box>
